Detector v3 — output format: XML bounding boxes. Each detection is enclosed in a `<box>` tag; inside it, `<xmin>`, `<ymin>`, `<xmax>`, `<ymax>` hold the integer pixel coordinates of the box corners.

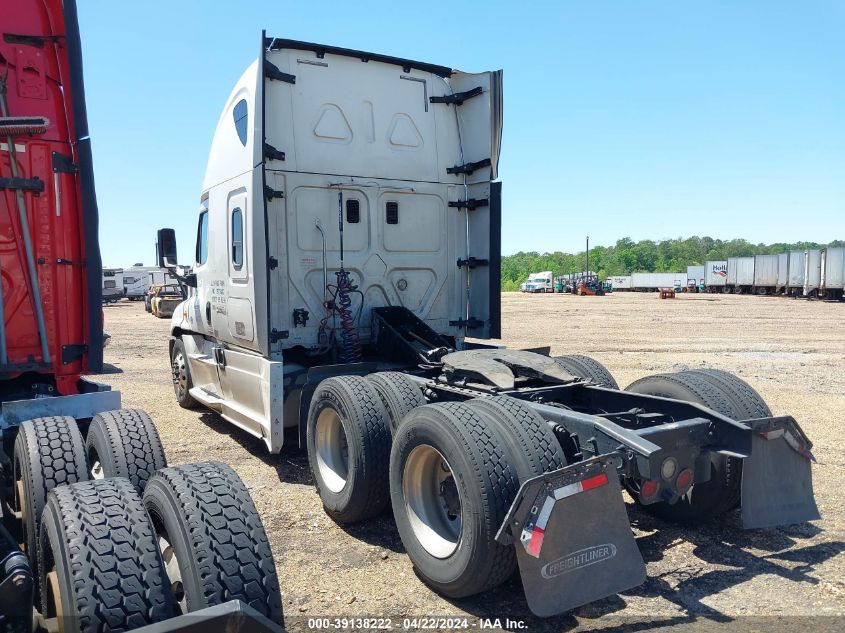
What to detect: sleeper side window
<box><xmin>196</xmin><ymin>208</ymin><xmax>209</xmax><ymax>265</ymax></box>
<box><xmin>232</xmin><ymin>208</ymin><xmax>244</xmax><ymax>269</ymax></box>
<box><xmin>233</xmin><ymin>99</ymin><xmax>248</xmax><ymax>146</ymax></box>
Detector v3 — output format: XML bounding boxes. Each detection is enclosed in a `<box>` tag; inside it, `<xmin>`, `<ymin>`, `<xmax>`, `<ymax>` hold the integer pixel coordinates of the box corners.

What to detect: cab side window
<box><xmin>196</xmin><ymin>208</ymin><xmax>209</xmax><ymax>265</ymax></box>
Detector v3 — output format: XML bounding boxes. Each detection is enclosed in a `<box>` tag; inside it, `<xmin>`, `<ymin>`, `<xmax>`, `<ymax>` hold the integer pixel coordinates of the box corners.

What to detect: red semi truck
<box><xmin>0</xmin><ymin>2</ymin><xmax>282</xmax><ymax>631</ymax></box>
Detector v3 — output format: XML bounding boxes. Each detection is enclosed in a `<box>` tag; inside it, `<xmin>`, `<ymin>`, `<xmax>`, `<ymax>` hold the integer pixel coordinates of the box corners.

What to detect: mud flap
<box><xmin>496</xmin><ymin>455</ymin><xmax>645</xmax><ymax>617</ymax></box>
<box><xmin>741</xmin><ymin>416</ymin><xmax>820</xmax><ymax>529</ymax></box>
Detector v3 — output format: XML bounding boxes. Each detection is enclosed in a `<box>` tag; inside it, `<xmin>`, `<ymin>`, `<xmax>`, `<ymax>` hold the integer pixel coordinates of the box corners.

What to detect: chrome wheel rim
<box><xmin>403</xmin><ymin>444</ymin><xmax>462</xmax><ymax>558</ymax></box>
<box><xmin>159</xmin><ymin>534</ymin><xmax>187</xmax><ymax>613</ymax></box>
<box><xmin>314</xmin><ymin>408</ymin><xmax>349</xmax><ymax>493</ymax></box>
<box><xmin>172</xmin><ymin>350</ymin><xmax>188</xmax><ymax>398</ymax></box>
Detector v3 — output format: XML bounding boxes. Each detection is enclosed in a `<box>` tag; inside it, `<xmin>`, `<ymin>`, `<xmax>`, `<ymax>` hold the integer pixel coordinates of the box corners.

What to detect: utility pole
<box><xmin>585</xmin><ymin>235</ymin><xmax>590</xmax><ymax>277</ymax></box>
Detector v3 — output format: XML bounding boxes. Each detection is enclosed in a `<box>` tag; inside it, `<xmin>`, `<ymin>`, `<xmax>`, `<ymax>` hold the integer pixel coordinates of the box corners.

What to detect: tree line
<box><xmin>500</xmin><ymin>237</ymin><xmax>845</xmax><ymax>292</ymax></box>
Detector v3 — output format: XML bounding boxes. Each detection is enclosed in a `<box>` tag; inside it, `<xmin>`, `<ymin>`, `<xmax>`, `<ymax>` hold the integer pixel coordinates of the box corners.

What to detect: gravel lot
<box><xmin>102</xmin><ymin>293</ymin><xmax>844</xmax><ymax>630</ymax></box>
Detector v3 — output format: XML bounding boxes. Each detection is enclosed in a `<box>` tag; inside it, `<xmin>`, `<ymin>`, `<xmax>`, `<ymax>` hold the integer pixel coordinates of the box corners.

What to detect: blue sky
<box><xmin>76</xmin><ymin>0</ymin><xmax>844</xmax><ymax>267</ymax></box>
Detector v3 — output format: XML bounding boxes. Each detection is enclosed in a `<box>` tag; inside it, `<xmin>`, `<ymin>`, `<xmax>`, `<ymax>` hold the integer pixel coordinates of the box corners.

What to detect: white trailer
<box><xmin>101</xmin><ymin>267</ymin><xmax>123</xmax><ymax>302</ymax></box>
<box><xmin>803</xmin><ymin>249</ymin><xmax>822</xmax><ymax>296</ymax></box>
<box><xmin>686</xmin><ymin>266</ymin><xmax>704</xmax><ymax>291</ymax></box>
<box><xmin>821</xmin><ymin>247</ymin><xmax>845</xmax><ymax>299</ymax></box>
<box><xmin>787</xmin><ymin>251</ymin><xmax>805</xmax><ymax>295</ymax></box>
<box><xmin>630</xmin><ymin>272</ymin><xmax>687</xmax><ymax>291</ymax></box>
<box><xmin>153</xmin><ymin>36</ymin><xmax>820</xmax><ymax>618</ymax></box>
<box><xmin>726</xmin><ymin>257</ymin><xmax>754</xmax><ymax>292</ymax></box>
<box><xmin>608</xmin><ymin>275</ymin><xmax>632</xmax><ymax>290</ymax></box>
<box><xmin>776</xmin><ymin>253</ymin><xmax>789</xmax><ymax>293</ymax></box>
<box><xmin>704</xmin><ymin>260</ymin><xmax>728</xmax><ymax>291</ymax></box>
<box><xmin>123</xmin><ymin>266</ymin><xmax>176</xmax><ymax>299</ymax></box>
<box><xmin>752</xmin><ymin>255</ymin><xmax>779</xmax><ymax>294</ymax></box>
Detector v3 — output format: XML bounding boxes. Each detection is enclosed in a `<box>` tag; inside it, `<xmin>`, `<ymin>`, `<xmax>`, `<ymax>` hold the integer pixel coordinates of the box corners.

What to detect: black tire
<box><xmin>465</xmin><ymin>396</ymin><xmax>567</xmax><ymax>481</ymax></box>
<box><xmin>143</xmin><ymin>462</ymin><xmax>283</xmax><ymax>622</ymax></box>
<box><xmin>306</xmin><ymin>376</ymin><xmax>391</xmax><ymax>523</ymax></box>
<box><xmin>366</xmin><ymin>372</ymin><xmax>426</xmax><ymax>433</ymax></box>
<box><xmin>625</xmin><ymin>372</ymin><xmax>749</xmax><ymax>523</ymax></box>
<box><xmin>38</xmin><ymin>478</ymin><xmax>174</xmax><ymax>632</ymax></box>
<box><xmin>681</xmin><ymin>369</ymin><xmax>772</xmax><ymax>420</ymax></box>
<box><xmin>12</xmin><ymin>416</ymin><xmax>88</xmax><ymax>587</ymax></box>
<box><xmin>85</xmin><ymin>408</ymin><xmax>167</xmax><ymax>493</ymax></box>
<box><xmin>171</xmin><ymin>338</ymin><xmax>199</xmax><ymax>409</ymax></box>
<box><xmin>553</xmin><ymin>354</ymin><xmax>619</xmax><ymax>389</ymax></box>
<box><xmin>390</xmin><ymin>402</ymin><xmax>518</xmax><ymax>598</ymax></box>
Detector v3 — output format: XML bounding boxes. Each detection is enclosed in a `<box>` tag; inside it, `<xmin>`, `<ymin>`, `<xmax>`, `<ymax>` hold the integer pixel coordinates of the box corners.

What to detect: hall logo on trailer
<box><xmin>711</xmin><ymin>264</ymin><xmax>728</xmax><ymax>277</ymax></box>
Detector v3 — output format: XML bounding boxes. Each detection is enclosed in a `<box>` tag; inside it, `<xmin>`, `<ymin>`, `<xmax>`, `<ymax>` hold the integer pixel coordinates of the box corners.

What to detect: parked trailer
<box><xmin>704</xmin><ymin>260</ymin><xmax>728</xmax><ymax>292</ymax></box>
<box><xmin>821</xmin><ymin>247</ymin><xmax>845</xmax><ymax>300</ymax></box>
<box><xmin>686</xmin><ymin>265</ymin><xmax>704</xmax><ymax>291</ymax></box>
<box><xmin>158</xmin><ymin>36</ymin><xmax>819</xmax><ymax>619</ymax></box>
<box><xmin>630</xmin><ymin>272</ymin><xmax>687</xmax><ymax>291</ymax></box>
<box><xmin>726</xmin><ymin>257</ymin><xmax>755</xmax><ymax>293</ymax></box>
<box><xmin>0</xmin><ymin>2</ymin><xmax>283</xmax><ymax>630</ymax></box>
<box><xmin>102</xmin><ymin>267</ymin><xmax>124</xmax><ymax>302</ymax></box>
<box><xmin>752</xmin><ymin>255</ymin><xmax>779</xmax><ymax>295</ymax></box>
<box><xmin>804</xmin><ymin>249</ymin><xmax>822</xmax><ymax>297</ymax></box>
<box><xmin>787</xmin><ymin>250</ymin><xmax>805</xmax><ymax>296</ymax></box>
<box><xmin>123</xmin><ymin>266</ymin><xmax>176</xmax><ymax>300</ymax></box>
<box><xmin>776</xmin><ymin>253</ymin><xmax>789</xmax><ymax>293</ymax></box>
<box><xmin>608</xmin><ymin>275</ymin><xmax>632</xmax><ymax>290</ymax></box>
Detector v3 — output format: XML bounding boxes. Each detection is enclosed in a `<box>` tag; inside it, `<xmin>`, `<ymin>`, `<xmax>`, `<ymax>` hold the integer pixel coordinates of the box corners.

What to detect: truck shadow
<box><xmin>624</xmin><ymin>502</ymin><xmax>842</xmax><ymax>620</ymax></box>
<box><xmin>440</xmin><ymin>503</ymin><xmax>840</xmax><ymax>631</ymax></box>
<box><xmin>197</xmin><ymin>412</ymin><xmax>314</xmax><ymax>485</ymax></box>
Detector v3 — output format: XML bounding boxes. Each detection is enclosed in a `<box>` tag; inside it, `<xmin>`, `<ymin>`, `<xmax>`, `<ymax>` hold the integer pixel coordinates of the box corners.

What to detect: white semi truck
<box><xmin>159</xmin><ymin>36</ymin><xmax>819</xmax><ymax>617</ymax></box>
<box><xmin>522</xmin><ymin>271</ymin><xmax>554</xmax><ymax>293</ymax></box>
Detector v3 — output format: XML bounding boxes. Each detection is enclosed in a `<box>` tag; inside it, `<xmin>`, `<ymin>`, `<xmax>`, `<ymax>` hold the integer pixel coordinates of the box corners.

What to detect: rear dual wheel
<box><xmin>625</xmin><ymin>369</ymin><xmax>771</xmax><ymax>523</ymax></box>
<box><xmin>306</xmin><ymin>376</ymin><xmax>392</xmax><ymax>523</ymax></box>
<box><xmin>390</xmin><ymin>398</ymin><xmax>566</xmax><ymax>598</ymax></box>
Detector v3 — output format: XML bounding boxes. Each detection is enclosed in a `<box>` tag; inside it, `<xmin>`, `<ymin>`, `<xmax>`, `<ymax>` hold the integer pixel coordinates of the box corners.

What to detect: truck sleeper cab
<box><xmin>164</xmin><ymin>36</ymin><xmax>819</xmax><ymax>618</ymax></box>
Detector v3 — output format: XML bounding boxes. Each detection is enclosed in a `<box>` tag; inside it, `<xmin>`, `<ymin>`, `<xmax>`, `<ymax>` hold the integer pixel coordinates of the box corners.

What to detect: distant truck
<box><xmin>156</xmin><ymin>35</ymin><xmax>819</xmax><ymax>618</ymax></box>
<box><xmin>523</xmin><ymin>271</ymin><xmax>554</xmax><ymax>293</ymax></box>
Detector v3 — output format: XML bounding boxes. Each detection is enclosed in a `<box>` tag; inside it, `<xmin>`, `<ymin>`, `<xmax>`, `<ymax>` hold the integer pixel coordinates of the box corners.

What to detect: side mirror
<box><xmin>157</xmin><ymin>228</ymin><xmax>178</xmax><ymax>268</ymax></box>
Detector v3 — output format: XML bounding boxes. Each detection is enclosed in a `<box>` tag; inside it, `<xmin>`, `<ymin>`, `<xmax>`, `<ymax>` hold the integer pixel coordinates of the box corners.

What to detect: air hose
<box><xmin>334</xmin><ymin>191</ymin><xmax>362</xmax><ymax>362</ymax></box>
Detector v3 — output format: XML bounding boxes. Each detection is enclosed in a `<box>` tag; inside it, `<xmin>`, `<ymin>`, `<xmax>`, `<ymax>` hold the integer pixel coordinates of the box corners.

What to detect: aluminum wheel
<box><xmin>158</xmin><ymin>534</ymin><xmax>187</xmax><ymax>614</ymax></box>
<box><xmin>314</xmin><ymin>408</ymin><xmax>349</xmax><ymax>493</ymax></box>
<box><xmin>172</xmin><ymin>350</ymin><xmax>188</xmax><ymax>399</ymax></box>
<box><xmin>88</xmin><ymin>447</ymin><xmax>105</xmax><ymax>480</ymax></box>
<box><xmin>403</xmin><ymin>444</ymin><xmax>462</xmax><ymax>559</ymax></box>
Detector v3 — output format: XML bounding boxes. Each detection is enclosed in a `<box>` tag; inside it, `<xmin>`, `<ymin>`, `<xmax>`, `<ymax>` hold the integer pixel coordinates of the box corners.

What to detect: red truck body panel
<box><xmin>0</xmin><ymin>0</ymin><xmax>102</xmax><ymax>393</ymax></box>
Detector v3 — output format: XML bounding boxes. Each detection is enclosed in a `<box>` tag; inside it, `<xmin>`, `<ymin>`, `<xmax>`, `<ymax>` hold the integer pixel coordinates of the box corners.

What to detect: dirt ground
<box><xmin>102</xmin><ymin>293</ymin><xmax>844</xmax><ymax>631</ymax></box>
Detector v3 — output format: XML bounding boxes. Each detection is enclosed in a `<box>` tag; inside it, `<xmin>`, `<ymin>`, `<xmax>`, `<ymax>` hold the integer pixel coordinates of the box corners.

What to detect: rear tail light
<box><xmin>675</xmin><ymin>468</ymin><xmax>694</xmax><ymax>494</ymax></box>
<box><xmin>640</xmin><ymin>479</ymin><xmax>660</xmax><ymax>501</ymax></box>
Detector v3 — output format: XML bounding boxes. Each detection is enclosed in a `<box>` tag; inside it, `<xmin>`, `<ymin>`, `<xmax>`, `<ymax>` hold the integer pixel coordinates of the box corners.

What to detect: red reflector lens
<box><xmin>675</xmin><ymin>468</ymin><xmax>693</xmax><ymax>492</ymax></box>
<box><xmin>581</xmin><ymin>472</ymin><xmax>609</xmax><ymax>491</ymax></box>
<box><xmin>640</xmin><ymin>479</ymin><xmax>660</xmax><ymax>499</ymax></box>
